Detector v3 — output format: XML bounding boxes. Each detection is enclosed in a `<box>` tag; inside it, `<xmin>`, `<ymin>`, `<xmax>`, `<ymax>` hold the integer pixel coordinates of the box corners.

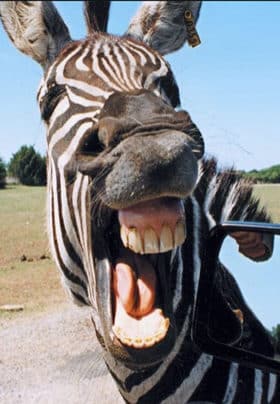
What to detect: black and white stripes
<box><xmin>38</xmin><ymin>35</ymin><xmax>279</xmax><ymax>404</ymax></box>
<box><xmin>1</xmin><ymin>2</ymin><xmax>279</xmax><ymax>401</ymax></box>
<box><xmin>37</xmin><ymin>35</ymin><xmax>179</xmax><ymax>311</ymax></box>
<box><xmin>103</xmin><ymin>159</ymin><xmax>279</xmax><ymax>403</ymax></box>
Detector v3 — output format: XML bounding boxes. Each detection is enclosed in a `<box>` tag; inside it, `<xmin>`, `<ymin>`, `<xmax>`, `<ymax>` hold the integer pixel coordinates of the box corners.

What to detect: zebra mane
<box><xmin>195</xmin><ymin>157</ymin><xmax>270</xmax><ymax>228</ymax></box>
<box><xmin>84</xmin><ymin>1</ymin><xmax>111</xmax><ymax>34</ymax></box>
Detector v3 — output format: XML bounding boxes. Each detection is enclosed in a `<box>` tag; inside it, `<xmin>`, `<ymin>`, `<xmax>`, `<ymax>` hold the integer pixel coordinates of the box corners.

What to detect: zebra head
<box><xmin>0</xmin><ymin>1</ymin><xmax>203</xmax><ymax>369</ymax></box>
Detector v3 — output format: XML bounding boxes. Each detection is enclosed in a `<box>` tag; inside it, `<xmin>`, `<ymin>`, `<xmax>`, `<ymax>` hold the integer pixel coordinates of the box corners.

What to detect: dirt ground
<box><xmin>0</xmin><ymin>303</ymin><xmax>123</xmax><ymax>404</ymax></box>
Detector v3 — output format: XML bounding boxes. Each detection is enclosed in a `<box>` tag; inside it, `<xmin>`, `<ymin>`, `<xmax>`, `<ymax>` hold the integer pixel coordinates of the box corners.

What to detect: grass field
<box><xmin>0</xmin><ymin>185</ymin><xmax>66</xmax><ymax>320</ymax></box>
<box><xmin>253</xmin><ymin>184</ymin><xmax>280</xmax><ymax>222</ymax></box>
<box><xmin>0</xmin><ymin>183</ymin><xmax>279</xmax><ymax>321</ymax></box>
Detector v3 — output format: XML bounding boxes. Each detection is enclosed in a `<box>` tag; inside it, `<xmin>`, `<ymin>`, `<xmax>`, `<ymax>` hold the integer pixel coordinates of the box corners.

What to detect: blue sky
<box><xmin>0</xmin><ymin>1</ymin><xmax>279</xmax><ymax>171</ymax></box>
<box><xmin>221</xmin><ymin>236</ymin><xmax>280</xmax><ymax>330</ymax></box>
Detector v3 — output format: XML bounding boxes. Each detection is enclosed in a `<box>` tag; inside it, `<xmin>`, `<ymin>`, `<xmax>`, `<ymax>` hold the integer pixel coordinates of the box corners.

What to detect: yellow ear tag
<box><xmin>233</xmin><ymin>309</ymin><xmax>244</xmax><ymax>325</ymax></box>
<box><xmin>184</xmin><ymin>10</ymin><xmax>201</xmax><ymax>48</ymax></box>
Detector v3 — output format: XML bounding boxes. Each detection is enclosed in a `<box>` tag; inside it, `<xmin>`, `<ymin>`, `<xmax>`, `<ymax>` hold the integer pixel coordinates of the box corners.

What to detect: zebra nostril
<box><xmin>80</xmin><ymin>131</ymin><xmax>104</xmax><ymax>156</ymax></box>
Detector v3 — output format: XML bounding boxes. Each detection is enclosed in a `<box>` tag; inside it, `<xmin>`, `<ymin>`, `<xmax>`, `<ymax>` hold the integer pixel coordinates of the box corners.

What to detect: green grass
<box><xmin>0</xmin><ymin>185</ymin><xmax>66</xmax><ymax>320</ymax></box>
<box><xmin>253</xmin><ymin>184</ymin><xmax>280</xmax><ymax>222</ymax></box>
<box><xmin>0</xmin><ymin>185</ymin><xmax>48</xmax><ymax>266</ymax></box>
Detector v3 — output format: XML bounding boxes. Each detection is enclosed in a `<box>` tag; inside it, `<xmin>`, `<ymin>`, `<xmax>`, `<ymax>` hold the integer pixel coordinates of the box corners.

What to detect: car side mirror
<box><xmin>192</xmin><ymin>221</ymin><xmax>280</xmax><ymax>375</ymax></box>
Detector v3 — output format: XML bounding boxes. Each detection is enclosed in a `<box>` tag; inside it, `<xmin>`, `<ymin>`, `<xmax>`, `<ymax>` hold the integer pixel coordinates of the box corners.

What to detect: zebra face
<box><xmin>0</xmin><ymin>1</ymin><xmax>202</xmax><ymax>370</ymax></box>
<box><xmin>37</xmin><ymin>36</ymin><xmax>204</xmax><ymax>369</ymax></box>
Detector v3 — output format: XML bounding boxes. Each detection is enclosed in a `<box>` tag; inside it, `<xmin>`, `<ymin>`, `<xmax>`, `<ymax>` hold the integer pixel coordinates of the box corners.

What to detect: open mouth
<box><xmin>100</xmin><ymin>197</ymin><xmax>186</xmax><ymax>351</ymax></box>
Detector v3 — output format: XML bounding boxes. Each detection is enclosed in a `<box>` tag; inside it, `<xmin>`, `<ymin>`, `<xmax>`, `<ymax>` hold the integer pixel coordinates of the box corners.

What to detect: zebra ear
<box><xmin>84</xmin><ymin>1</ymin><xmax>111</xmax><ymax>33</ymax></box>
<box><xmin>126</xmin><ymin>1</ymin><xmax>201</xmax><ymax>55</ymax></box>
<box><xmin>0</xmin><ymin>1</ymin><xmax>71</xmax><ymax>70</ymax></box>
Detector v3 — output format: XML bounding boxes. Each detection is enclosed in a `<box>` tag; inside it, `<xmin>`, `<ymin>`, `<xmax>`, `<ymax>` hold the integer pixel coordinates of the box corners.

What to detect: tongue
<box><xmin>112</xmin><ymin>251</ymin><xmax>170</xmax><ymax>349</ymax></box>
<box><xmin>112</xmin><ymin>197</ymin><xmax>183</xmax><ymax>348</ymax></box>
<box><xmin>113</xmin><ymin>254</ymin><xmax>156</xmax><ymax>317</ymax></box>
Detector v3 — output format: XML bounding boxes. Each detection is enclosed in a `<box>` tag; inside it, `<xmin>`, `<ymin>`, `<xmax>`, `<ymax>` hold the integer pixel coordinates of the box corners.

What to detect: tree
<box><xmin>8</xmin><ymin>145</ymin><xmax>46</xmax><ymax>186</ymax></box>
<box><xmin>244</xmin><ymin>165</ymin><xmax>280</xmax><ymax>184</ymax></box>
<box><xmin>271</xmin><ymin>324</ymin><xmax>280</xmax><ymax>354</ymax></box>
<box><xmin>0</xmin><ymin>157</ymin><xmax>6</xmax><ymax>189</ymax></box>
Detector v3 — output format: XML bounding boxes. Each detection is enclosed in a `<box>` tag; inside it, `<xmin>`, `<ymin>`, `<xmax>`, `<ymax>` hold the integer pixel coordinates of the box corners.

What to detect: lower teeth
<box><xmin>112</xmin><ymin>318</ymin><xmax>170</xmax><ymax>349</ymax></box>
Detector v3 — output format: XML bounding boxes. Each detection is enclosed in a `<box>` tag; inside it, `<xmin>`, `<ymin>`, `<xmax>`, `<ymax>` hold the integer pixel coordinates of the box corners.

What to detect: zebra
<box><xmin>0</xmin><ymin>1</ymin><xmax>279</xmax><ymax>403</ymax></box>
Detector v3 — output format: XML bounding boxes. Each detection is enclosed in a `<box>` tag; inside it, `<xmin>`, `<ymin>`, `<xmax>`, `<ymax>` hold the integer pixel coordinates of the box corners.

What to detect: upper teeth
<box><xmin>120</xmin><ymin>221</ymin><xmax>186</xmax><ymax>254</ymax></box>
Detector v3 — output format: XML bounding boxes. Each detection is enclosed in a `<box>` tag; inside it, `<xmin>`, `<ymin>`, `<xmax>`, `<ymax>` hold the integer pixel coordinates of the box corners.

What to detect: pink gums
<box><xmin>118</xmin><ymin>197</ymin><xmax>185</xmax><ymax>236</ymax></box>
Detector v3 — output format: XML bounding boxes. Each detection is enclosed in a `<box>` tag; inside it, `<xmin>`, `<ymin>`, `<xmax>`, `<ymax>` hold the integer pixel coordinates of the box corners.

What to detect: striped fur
<box><xmin>38</xmin><ymin>34</ymin><xmax>179</xmax><ymax>310</ymax></box>
<box><xmin>1</xmin><ymin>3</ymin><xmax>279</xmax><ymax>402</ymax></box>
<box><xmin>102</xmin><ymin>160</ymin><xmax>280</xmax><ymax>403</ymax></box>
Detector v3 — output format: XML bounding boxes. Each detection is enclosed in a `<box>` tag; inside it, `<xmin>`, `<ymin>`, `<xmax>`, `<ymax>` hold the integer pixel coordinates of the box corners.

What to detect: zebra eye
<box><xmin>40</xmin><ymin>84</ymin><xmax>66</xmax><ymax>122</ymax></box>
